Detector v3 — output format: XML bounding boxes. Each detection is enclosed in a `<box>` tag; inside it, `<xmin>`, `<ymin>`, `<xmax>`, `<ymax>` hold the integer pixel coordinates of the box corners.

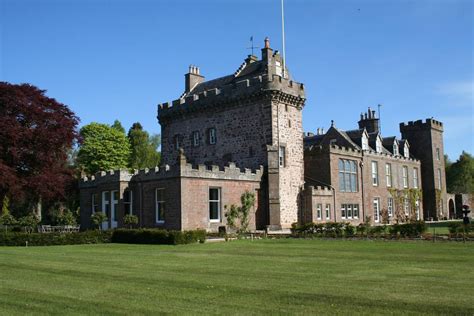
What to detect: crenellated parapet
<box><xmin>79</xmin><ymin>161</ymin><xmax>264</xmax><ymax>188</ymax></box>
<box><xmin>157</xmin><ymin>73</ymin><xmax>305</xmax><ymax>122</ymax></box>
<box><xmin>306</xmin><ymin>185</ymin><xmax>334</xmax><ymax>197</ymax></box>
<box><xmin>400</xmin><ymin>118</ymin><xmax>443</xmax><ymax>132</ymax></box>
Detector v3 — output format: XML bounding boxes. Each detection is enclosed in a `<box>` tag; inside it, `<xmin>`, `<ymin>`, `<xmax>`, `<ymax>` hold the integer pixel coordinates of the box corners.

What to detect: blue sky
<box><xmin>1</xmin><ymin>0</ymin><xmax>472</xmax><ymax>159</ymax></box>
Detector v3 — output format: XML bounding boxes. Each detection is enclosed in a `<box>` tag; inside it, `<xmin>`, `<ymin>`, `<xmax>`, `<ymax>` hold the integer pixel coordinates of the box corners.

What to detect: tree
<box><xmin>123</xmin><ymin>214</ymin><xmax>139</xmax><ymax>229</ymax></box>
<box><xmin>446</xmin><ymin>152</ymin><xmax>474</xmax><ymax>194</ymax></box>
<box><xmin>0</xmin><ymin>82</ymin><xmax>79</xmax><ymax>211</ymax></box>
<box><xmin>127</xmin><ymin>122</ymin><xmax>161</xmax><ymax>170</ymax></box>
<box><xmin>224</xmin><ymin>191</ymin><xmax>255</xmax><ymax>235</ymax></box>
<box><xmin>111</xmin><ymin>119</ymin><xmax>126</xmax><ymax>134</ymax></box>
<box><xmin>77</xmin><ymin>123</ymin><xmax>131</xmax><ymax>174</ymax></box>
<box><xmin>91</xmin><ymin>212</ymin><xmax>108</xmax><ymax>231</ymax></box>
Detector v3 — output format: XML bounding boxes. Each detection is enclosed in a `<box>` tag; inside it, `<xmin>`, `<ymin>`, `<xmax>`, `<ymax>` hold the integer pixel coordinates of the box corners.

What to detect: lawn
<box><xmin>0</xmin><ymin>239</ymin><xmax>472</xmax><ymax>315</ymax></box>
<box><xmin>426</xmin><ymin>220</ymin><xmax>462</xmax><ymax>235</ymax></box>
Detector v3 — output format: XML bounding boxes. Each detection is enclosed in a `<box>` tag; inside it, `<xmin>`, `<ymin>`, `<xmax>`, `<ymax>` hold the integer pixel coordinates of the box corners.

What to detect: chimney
<box><xmin>185</xmin><ymin>65</ymin><xmax>204</xmax><ymax>93</ymax></box>
<box><xmin>261</xmin><ymin>37</ymin><xmax>273</xmax><ymax>62</ymax></box>
<box><xmin>358</xmin><ymin>106</ymin><xmax>380</xmax><ymax>134</ymax></box>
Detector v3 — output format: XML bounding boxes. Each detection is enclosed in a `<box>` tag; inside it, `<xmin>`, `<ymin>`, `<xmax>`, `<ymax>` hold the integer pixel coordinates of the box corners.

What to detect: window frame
<box><xmin>385</xmin><ymin>163</ymin><xmax>392</xmax><ymax>187</ymax></box>
<box><xmin>338</xmin><ymin>159</ymin><xmax>358</xmax><ymax>192</ymax></box>
<box><xmin>371</xmin><ymin>161</ymin><xmax>379</xmax><ymax>186</ymax></box>
<box><xmin>192</xmin><ymin>131</ymin><xmax>200</xmax><ymax>147</ymax></box>
<box><xmin>279</xmin><ymin>146</ymin><xmax>286</xmax><ymax>168</ymax></box>
<box><xmin>208</xmin><ymin>128</ymin><xmax>217</xmax><ymax>145</ymax></box>
<box><xmin>155</xmin><ymin>188</ymin><xmax>165</xmax><ymax>224</ymax></box>
<box><xmin>373</xmin><ymin>198</ymin><xmax>380</xmax><ymax>223</ymax></box>
<box><xmin>413</xmin><ymin>168</ymin><xmax>419</xmax><ymax>189</ymax></box>
<box><xmin>316</xmin><ymin>204</ymin><xmax>322</xmax><ymax>220</ymax></box>
<box><xmin>91</xmin><ymin>193</ymin><xmax>98</xmax><ymax>213</ymax></box>
<box><xmin>123</xmin><ymin>189</ymin><xmax>133</xmax><ymax>216</ymax></box>
<box><xmin>325</xmin><ymin>204</ymin><xmax>331</xmax><ymax>220</ymax></box>
<box><xmin>209</xmin><ymin>187</ymin><xmax>221</xmax><ymax>222</ymax></box>
<box><xmin>402</xmin><ymin>166</ymin><xmax>409</xmax><ymax>188</ymax></box>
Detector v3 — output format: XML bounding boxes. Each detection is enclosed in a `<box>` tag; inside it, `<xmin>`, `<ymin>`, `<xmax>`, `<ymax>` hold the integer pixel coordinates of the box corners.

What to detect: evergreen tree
<box><xmin>127</xmin><ymin>123</ymin><xmax>161</xmax><ymax>169</ymax></box>
<box><xmin>446</xmin><ymin>151</ymin><xmax>474</xmax><ymax>194</ymax></box>
<box><xmin>111</xmin><ymin>119</ymin><xmax>126</xmax><ymax>134</ymax></box>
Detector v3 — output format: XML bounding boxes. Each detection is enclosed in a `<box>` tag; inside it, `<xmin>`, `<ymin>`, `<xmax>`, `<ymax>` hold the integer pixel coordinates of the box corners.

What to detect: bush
<box><xmin>389</xmin><ymin>221</ymin><xmax>426</xmax><ymax>238</ymax></box>
<box><xmin>448</xmin><ymin>222</ymin><xmax>473</xmax><ymax>235</ymax></box>
<box><xmin>111</xmin><ymin>229</ymin><xmax>206</xmax><ymax>245</ymax></box>
<box><xmin>123</xmin><ymin>214</ymin><xmax>139</xmax><ymax>228</ymax></box>
<box><xmin>55</xmin><ymin>210</ymin><xmax>77</xmax><ymax>226</ymax></box>
<box><xmin>0</xmin><ymin>230</ymin><xmax>112</xmax><ymax>246</ymax></box>
<box><xmin>344</xmin><ymin>223</ymin><xmax>355</xmax><ymax>237</ymax></box>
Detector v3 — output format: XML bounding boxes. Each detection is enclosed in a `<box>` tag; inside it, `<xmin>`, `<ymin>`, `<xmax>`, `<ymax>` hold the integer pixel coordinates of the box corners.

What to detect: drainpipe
<box><xmin>360</xmin><ymin>161</ymin><xmax>365</xmax><ymax>221</ymax></box>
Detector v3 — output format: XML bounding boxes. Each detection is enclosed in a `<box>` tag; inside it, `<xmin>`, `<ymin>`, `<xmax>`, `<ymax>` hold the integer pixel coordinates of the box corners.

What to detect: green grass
<box><xmin>426</xmin><ymin>220</ymin><xmax>462</xmax><ymax>234</ymax></box>
<box><xmin>0</xmin><ymin>239</ymin><xmax>472</xmax><ymax>315</ymax></box>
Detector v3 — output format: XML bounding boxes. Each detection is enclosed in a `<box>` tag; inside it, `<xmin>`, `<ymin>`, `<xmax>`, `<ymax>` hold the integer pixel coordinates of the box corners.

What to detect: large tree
<box><xmin>0</xmin><ymin>82</ymin><xmax>79</xmax><ymax>207</ymax></box>
<box><xmin>446</xmin><ymin>151</ymin><xmax>474</xmax><ymax>194</ymax></box>
<box><xmin>77</xmin><ymin>122</ymin><xmax>131</xmax><ymax>174</ymax></box>
<box><xmin>128</xmin><ymin>122</ymin><xmax>161</xmax><ymax>170</ymax></box>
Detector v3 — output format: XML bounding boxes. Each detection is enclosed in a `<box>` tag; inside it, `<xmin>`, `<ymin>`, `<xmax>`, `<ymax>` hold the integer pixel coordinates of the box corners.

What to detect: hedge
<box><xmin>111</xmin><ymin>229</ymin><xmax>206</xmax><ymax>245</ymax></box>
<box><xmin>0</xmin><ymin>230</ymin><xmax>112</xmax><ymax>246</ymax></box>
<box><xmin>291</xmin><ymin>221</ymin><xmax>427</xmax><ymax>238</ymax></box>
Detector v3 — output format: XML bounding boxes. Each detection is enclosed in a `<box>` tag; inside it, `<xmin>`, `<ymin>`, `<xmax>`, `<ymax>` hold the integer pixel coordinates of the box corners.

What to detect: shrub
<box><xmin>111</xmin><ymin>229</ymin><xmax>206</xmax><ymax>245</ymax></box>
<box><xmin>55</xmin><ymin>210</ymin><xmax>77</xmax><ymax>226</ymax></box>
<box><xmin>91</xmin><ymin>212</ymin><xmax>108</xmax><ymax>230</ymax></box>
<box><xmin>389</xmin><ymin>221</ymin><xmax>426</xmax><ymax>238</ymax></box>
<box><xmin>344</xmin><ymin>223</ymin><xmax>355</xmax><ymax>237</ymax></box>
<box><xmin>369</xmin><ymin>225</ymin><xmax>387</xmax><ymax>238</ymax></box>
<box><xmin>123</xmin><ymin>214</ymin><xmax>139</xmax><ymax>228</ymax></box>
<box><xmin>18</xmin><ymin>214</ymin><xmax>39</xmax><ymax>233</ymax></box>
<box><xmin>0</xmin><ymin>230</ymin><xmax>112</xmax><ymax>246</ymax></box>
<box><xmin>0</xmin><ymin>213</ymin><xmax>17</xmax><ymax>226</ymax></box>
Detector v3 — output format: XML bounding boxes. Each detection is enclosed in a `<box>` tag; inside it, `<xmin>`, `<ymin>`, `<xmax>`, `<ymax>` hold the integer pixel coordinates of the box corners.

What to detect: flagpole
<box><xmin>281</xmin><ymin>0</ymin><xmax>286</xmax><ymax>78</ymax></box>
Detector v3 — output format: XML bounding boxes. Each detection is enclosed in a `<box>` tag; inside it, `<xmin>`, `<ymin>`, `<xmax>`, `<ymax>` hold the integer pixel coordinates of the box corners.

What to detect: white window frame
<box><xmin>279</xmin><ymin>146</ymin><xmax>286</xmax><ymax>167</ymax></box>
<box><xmin>376</xmin><ymin>138</ymin><xmax>382</xmax><ymax>153</ymax></box>
<box><xmin>404</xmin><ymin>197</ymin><xmax>409</xmax><ymax>216</ymax></box>
<box><xmin>413</xmin><ymin>168</ymin><xmax>419</xmax><ymax>189</ymax></box>
<box><xmin>415</xmin><ymin>200</ymin><xmax>420</xmax><ymax>220</ymax></box>
<box><xmin>209</xmin><ymin>187</ymin><xmax>221</xmax><ymax>222</ymax></box>
<box><xmin>402</xmin><ymin>166</ymin><xmax>408</xmax><ymax>188</ymax></box>
<box><xmin>385</xmin><ymin>163</ymin><xmax>392</xmax><ymax>187</ymax></box>
<box><xmin>341</xmin><ymin>204</ymin><xmax>346</xmax><ymax>220</ymax></box>
<box><xmin>209</xmin><ymin>128</ymin><xmax>216</xmax><ymax>145</ymax></box>
<box><xmin>111</xmin><ymin>190</ymin><xmax>119</xmax><ymax>228</ymax></box>
<box><xmin>388</xmin><ymin>198</ymin><xmax>393</xmax><ymax>218</ymax></box>
<box><xmin>404</xmin><ymin>143</ymin><xmax>409</xmax><ymax>158</ymax></box>
<box><xmin>353</xmin><ymin>205</ymin><xmax>359</xmax><ymax>219</ymax></box>
<box><xmin>347</xmin><ymin>204</ymin><xmax>353</xmax><ymax>219</ymax></box>
<box><xmin>316</xmin><ymin>204</ymin><xmax>322</xmax><ymax>220</ymax></box>
<box><xmin>325</xmin><ymin>204</ymin><xmax>331</xmax><ymax>220</ymax></box>
<box><xmin>101</xmin><ymin>191</ymin><xmax>110</xmax><ymax>230</ymax></box>
<box><xmin>373</xmin><ymin>198</ymin><xmax>380</xmax><ymax>223</ymax></box>
<box><xmin>393</xmin><ymin>143</ymin><xmax>399</xmax><ymax>156</ymax></box>
<box><xmin>362</xmin><ymin>134</ymin><xmax>369</xmax><ymax>150</ymax></box>
<box><xmin>155</xmin><ymin>188</ymin><xmax>165</xmax><ymax>224</ymax></box>
<box><xmin>371</xmin><ymin>161</ymin><xmax>379</xmax><ymax>186</ymax></box>
<box><xmin>338</xmin><ymin>159</ymin><xmax>358</xmax><ymax>192</ymax></box>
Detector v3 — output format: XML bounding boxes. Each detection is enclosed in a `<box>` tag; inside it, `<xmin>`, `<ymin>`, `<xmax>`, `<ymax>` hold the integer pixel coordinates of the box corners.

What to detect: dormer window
<box><xmin>362</xmin><ymin>134</ymin><xmax>369</xmax><ymax>150</ymax></box>
<box><xmin>404</xmin><ymin>143</ymin><xmax>409</xmax><ymax>158</ymax></box>
<box><xmin>376</xmin><ymin>137</ymin><xmax>382</xmax><ymax>153</ymax></box>
<box><xmin>393</xmin><ymin>143</ymin><xmax>399</xmax><ymax>156</ymax></box>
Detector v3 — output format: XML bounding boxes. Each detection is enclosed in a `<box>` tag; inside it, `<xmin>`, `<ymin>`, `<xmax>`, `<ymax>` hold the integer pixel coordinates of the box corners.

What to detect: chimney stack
<box><xmin>185</xmin><ymin>65</ymin><xmax>204</xmax><ymax>93</ymax></box>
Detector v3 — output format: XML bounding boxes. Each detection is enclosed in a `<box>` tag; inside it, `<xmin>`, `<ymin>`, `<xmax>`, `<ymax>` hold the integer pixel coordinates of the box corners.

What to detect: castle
<box><xmin>79</xmin><ymin>38</ymin><xmax>449</xmax><ymax>231</ymax></box>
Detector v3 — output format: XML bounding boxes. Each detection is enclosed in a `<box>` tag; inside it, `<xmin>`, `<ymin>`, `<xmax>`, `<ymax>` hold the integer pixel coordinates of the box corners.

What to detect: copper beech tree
<box><xmin>0</xmin><ymin>82</ymin><xmax>79</xmax><ymax>214</ymax></box>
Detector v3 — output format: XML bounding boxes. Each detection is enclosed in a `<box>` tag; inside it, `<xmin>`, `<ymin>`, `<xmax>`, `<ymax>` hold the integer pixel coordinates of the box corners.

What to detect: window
<box><xmin>404</xmin><ymin>143</ymin><xmax>409</xmax><ymax>158</ymax></box>
<box><xmin>288</xmin><ymin>119</ymin><xmax>291</xmax><ymax>127</ymax></box>
<box><xmin>371</xmin><ymin>161</ymin><xmax>379</xmax><ymax>186</ymax></box>
<box><xmin>102</xmin><ymin>191</ymin><xmax>110</xmax><ymax>216</ymax></box>
<box><xmin>393</xmin><ymin>143</ymin><xmax>399</xmax><ymax>156</ymax></box>
<box><xmin>402</xmin><ymin>166</ymin><xmax>408</xmax><ymax>188</ymax></box>
<box><xmin>192</xmin><ymin>131</ymin><xmax>200</xmax><ymax>147</ymax></box>
<box><xmin>437</xmin><ymin>168</ymin><xmax>442</xmax><ymax>189</ymax></box>
<box><xmin>436</xmin><ymin>148</ymin><xmax>440</xmax><ymax>160</ymax></box>
<box><xmin>388</xmin><ymin>198</ymin><xmax>393</xmax><ymax>218</ymax></box>
<box><xmin>209</xmin><ymin>187</ymin><xmax>221</xmax><ymax>221</ymax></box>
<box><xmin>341</xmin><ymin>204</ymin><xmax>359</xmax><ymax>220</ymax></box>
<box><xmin>353</xmin><ymin>205</ymin><xmax>359</xmax><ymax>219</ymax></box>
<box><xmin>338</xmin><ymin>159</ymin><xmax>358</xmax><ymax>192</ymax></box>
<box><xmin>316</xmin><ymin>204</ymin><xmax>322</xmax><ymax>220</ymax></box>
<box><xmin>404</xmin><ymin>198</ymin><xmax>409</xmax><ymax>216</ymax></box>
<box><xmin>111</xmin><ymin>191</ymin><xmax>119</xmax><ymax>224</ymax></box>
<box><xmin>373</xmin><ymin>198</ymin><xmax>380</xmax><ymax>223</ymax></box>
<box><xmin>208</xmin><ymin>128</ymin><xmax>216</xmax><ymax>145</ymax></box>
<box><xmin>385</xmin><ymin>164</ymin><xmax>392</xmax><ymax>187</ymax></box>
<box><xmin>415</xmin><ymin>200</ymin><xmax>420</xmax><ymax>220</ymax></box>
<box><xmin>362</xmin><ymin>134</ymin><xmax>369</xmax><ymax>150</ymax></box>
<box><xmin>279</xmin><ymin>146</ymin><xmax>286</xmax><ymax>167</ymax></box>
<box><xmin>325</xmin><ymin>204</ymin><xmax>331</xmax><ymax>220</ymax></box>
<box><xmin>155</xmin><ymin>188</ymin><xmax>165</xmax><ymax>223</ymax></box>
<box><xmin>174</xmin><ymin>135</ymin><xmax>181</xmax><ymax>150</ymax></box>
<box><xmin>376</xmin><ymin>138</ymin><xmax>382</xmax><ymax>153</ymax></box>
<box><xmin>91</xmin><ymin>193</ymin><xmax>98</xmax><ymax>213</ymax></box>
<box><xmin>347</xmin><ymin>204</ymin><xmax>353</xmax><ymax>219</ymax></box>
<box><xmin>123</xmin><ymin>189</ymin><xmax>133</xmax><ymax>215</ymax></box>
<box><xmin>413</xmin><ymin>168</ymin><xmax>419</xmax><ymax>188</ymax></box>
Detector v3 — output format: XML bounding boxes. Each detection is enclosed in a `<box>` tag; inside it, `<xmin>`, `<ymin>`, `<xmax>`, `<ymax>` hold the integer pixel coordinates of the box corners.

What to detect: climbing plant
<box><xmin>224</xmin><ymin>191</ymin><xmax>256</xmax><ymax>235</ymax></box>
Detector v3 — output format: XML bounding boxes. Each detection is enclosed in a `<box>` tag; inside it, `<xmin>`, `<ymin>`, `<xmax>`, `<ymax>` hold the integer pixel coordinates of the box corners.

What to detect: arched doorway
<box><xmin>448</xmin><ymin>199</ymin><xmax>455</xmax><ymax>219</ymax></box>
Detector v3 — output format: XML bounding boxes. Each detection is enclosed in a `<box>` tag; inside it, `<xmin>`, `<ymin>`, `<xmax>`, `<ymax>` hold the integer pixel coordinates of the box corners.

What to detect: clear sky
<box><xmin>1</xmin><ymin>0</ymin><xmax>473</xmax><ymax>159</ymax></box>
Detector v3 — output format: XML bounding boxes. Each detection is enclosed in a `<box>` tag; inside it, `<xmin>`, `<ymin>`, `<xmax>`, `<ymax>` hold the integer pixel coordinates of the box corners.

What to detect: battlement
<box><xmin>158</xmin><ymin>73</ymin><xmax>305</xmax><ymax>121</ymax></box>
<box><xmin>80</xmin><ymin>161</ymin><xmax>263</xmax><ymax>188</ymax></box>
<box><xmin>306</xmin><ymin>185</ymin><xmax>333</xmax><ymax>196</ymax></box>
<box><xmin>363</xmin><ymin>149</ymin><xmax>420</xmax><ymax>163</ymax></box>
<box><xmin>399</xmin><ymin>118</ymin><xmax>444</xmax><ymax>132</ymax></box>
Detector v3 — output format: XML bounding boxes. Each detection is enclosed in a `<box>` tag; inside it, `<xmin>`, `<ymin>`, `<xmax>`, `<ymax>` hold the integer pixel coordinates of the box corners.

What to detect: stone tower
<box><xmin>400</xmin><ymin>119</ymin><xmax>447</xmax><ymax>219</ymax></box>
<box><xmin>158</xmin><ymin>38</ymin><xmax>306</xmax><ymax>229</ymax></box>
